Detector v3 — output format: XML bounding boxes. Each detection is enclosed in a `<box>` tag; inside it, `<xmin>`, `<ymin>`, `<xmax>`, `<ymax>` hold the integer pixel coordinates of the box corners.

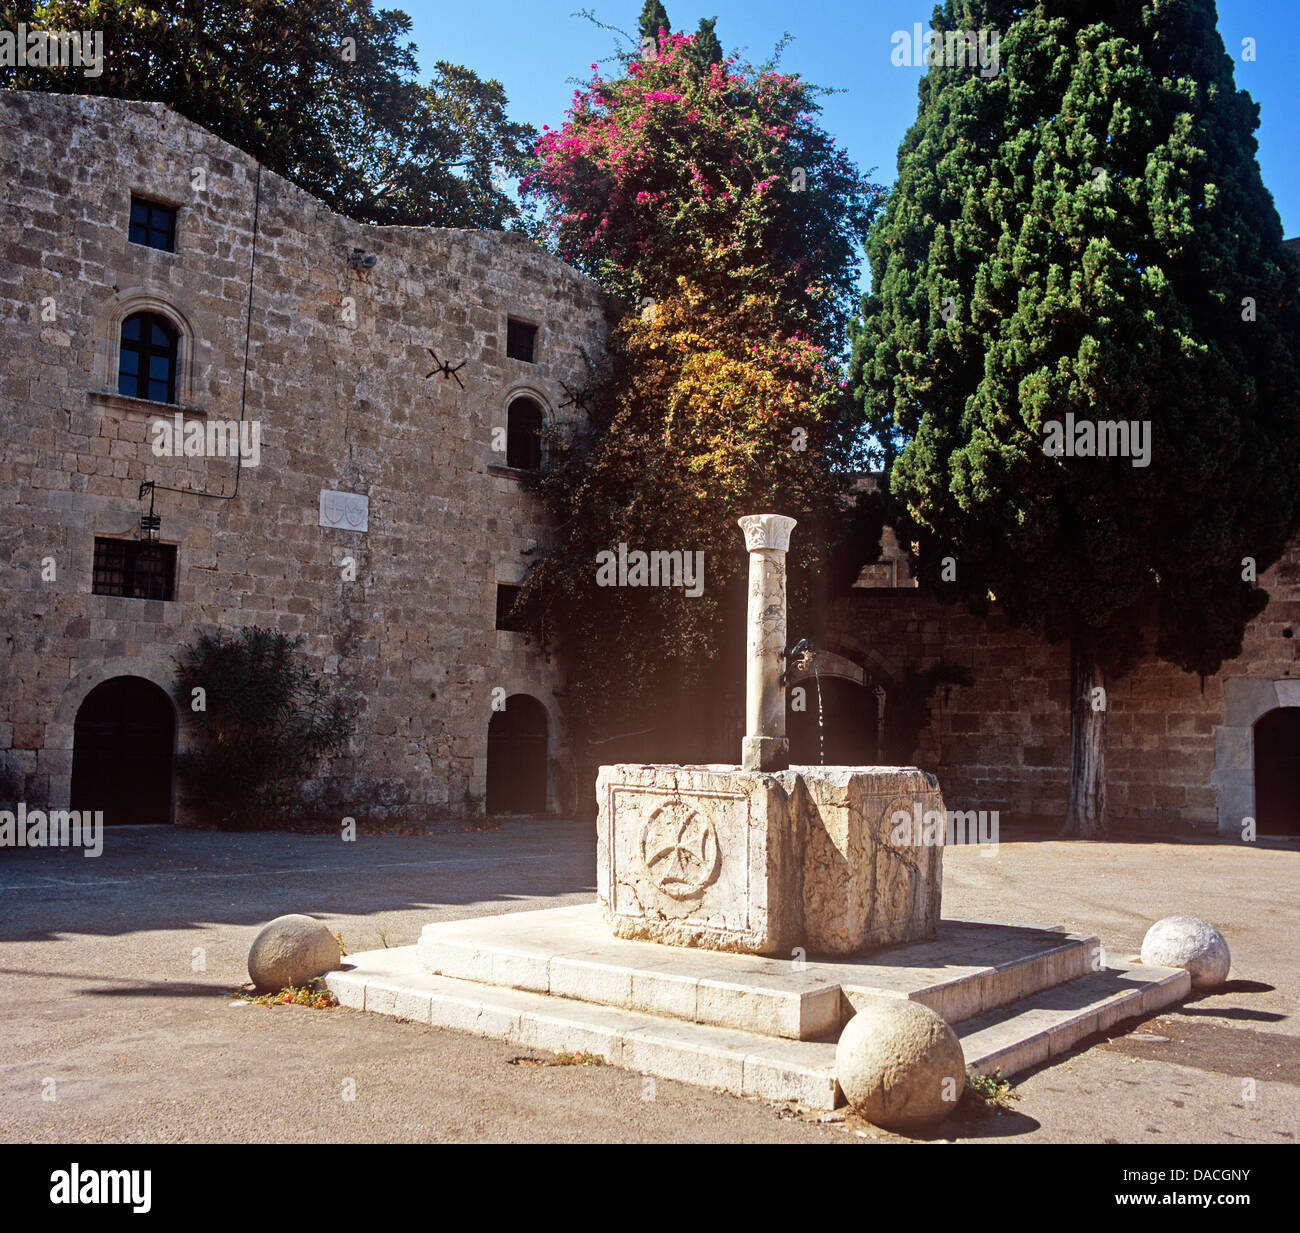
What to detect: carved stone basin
<box><xmin>596</xmin><ymin>763</ymin><xmax>944</xmax><ymax>957</ymax></box>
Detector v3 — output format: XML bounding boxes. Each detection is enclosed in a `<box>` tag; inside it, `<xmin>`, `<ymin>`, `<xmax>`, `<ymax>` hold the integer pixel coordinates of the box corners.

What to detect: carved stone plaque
<box><xmin>319</xmin><ymin>489</ymin><xmax>369</xmax><ymax>531</ymax></box>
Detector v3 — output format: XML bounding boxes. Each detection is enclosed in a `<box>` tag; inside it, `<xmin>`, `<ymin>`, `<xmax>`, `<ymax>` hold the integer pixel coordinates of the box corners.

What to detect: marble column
<box><xmin>738</xmin><ymin>514</ymin><xmax>797</xmax><ymax>772</ymax></box>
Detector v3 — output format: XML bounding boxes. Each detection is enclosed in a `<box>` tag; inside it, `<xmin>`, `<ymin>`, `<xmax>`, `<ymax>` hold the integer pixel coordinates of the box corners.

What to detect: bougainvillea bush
<box><xmin>522</xmin><ymin>26</ymin><xmax>882</xmax><ymax>350</ymax></box>
<box><xmin>516</xmin><ymin>16</ymin><xmax>886</xmax><ymax>761</ymax></box>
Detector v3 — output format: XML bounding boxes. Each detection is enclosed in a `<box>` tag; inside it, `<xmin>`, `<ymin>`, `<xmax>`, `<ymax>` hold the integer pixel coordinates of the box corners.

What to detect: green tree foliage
<box><xmin>518</xmin><ymin>16</ymin><xmax>885</xmax><ymax>756</ymax></box>
<box><xmin>0</xmin><ymin>0</ymin><xmax>535</xmax><ymax>227</ymax></box>
<box><xmin>638</xmin><ymin>1</ymin><xmax>671</xmax><ymax>44</ymax></box>
<box><xmin>851</xmin><ymin>0</ymin><xmax>1300</xmax><ymax>833</ymax></box>
<box><xmin>173</xmin><ymin>628</ymin><xmax>354</xmax><ymax>827</ymax></box>
<box><xmin>688</xmin><ymin>17</ymin><xmax>723</xmax><ymax>68</ymax></box>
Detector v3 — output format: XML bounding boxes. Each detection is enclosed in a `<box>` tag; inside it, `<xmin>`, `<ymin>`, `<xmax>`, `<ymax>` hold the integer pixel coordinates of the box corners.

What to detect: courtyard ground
<box><xmin>0</xmin><ymin>820</ymin><xmax>1296</xmax><ymax>1144</ymax></box>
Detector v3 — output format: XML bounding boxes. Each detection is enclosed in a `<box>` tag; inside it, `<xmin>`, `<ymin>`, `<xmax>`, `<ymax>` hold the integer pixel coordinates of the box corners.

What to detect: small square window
<box><xmin>496</xmin><ymin>584</ymin><xmax>531</xmax><ymax>633</ymax></box>
<box><xmin>506</xmin><ymin>319</ymin><xmax>538</xmax><ymax>364</ymax></box>
<box><xmin>92</xmin><ymin>537</ymin><xmax>177</xmax><ymax>601</ymax></box>
<box><xmin>129</xmin><ymin>195</ymin><xmax>177</xmax><ymax>252</ymax></box>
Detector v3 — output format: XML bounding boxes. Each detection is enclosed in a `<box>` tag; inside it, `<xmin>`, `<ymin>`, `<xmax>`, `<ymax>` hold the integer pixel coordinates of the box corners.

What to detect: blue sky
<box><xmin>407</xmin><ymin>0</ymin><xmax>1299</xmax><ymax>253</ymax></box>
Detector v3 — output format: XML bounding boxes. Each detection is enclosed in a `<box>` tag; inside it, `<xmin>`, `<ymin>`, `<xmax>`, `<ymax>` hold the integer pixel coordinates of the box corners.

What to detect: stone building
<box><xmin>2</xmin><ymin>90</ymin><xmax>1295</xmax><ymax>839</ymax></box>
<box><xmin>1</xmin><ymin>91</ymin><xmax>608</xmax><ymax>826</ymax></box>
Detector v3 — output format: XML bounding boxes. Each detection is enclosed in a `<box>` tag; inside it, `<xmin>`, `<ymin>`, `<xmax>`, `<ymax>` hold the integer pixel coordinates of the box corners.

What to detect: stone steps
<box><xmin>958</xmin><ymin>962</ymin><xmax>1191</xmax><ymax>1078</ymax></box>
<box><xmin>325</xmin><ymin>946</ymin><xmax>842</xmax><ymax>1108</ymax></box>
<box><xmin>326</xmin><ymin>913</ymin><xmax>1190</xmax><ymax>1113</ymax></box>
<box><xmin>412</xmin><ymin>903</ymin><xmax>1101</xmax><ymax>1040</ymax></box>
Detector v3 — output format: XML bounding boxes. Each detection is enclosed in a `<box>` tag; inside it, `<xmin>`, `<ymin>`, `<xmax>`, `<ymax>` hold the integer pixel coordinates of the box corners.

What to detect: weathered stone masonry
<box><xmin>1</xmin><ymin>92</ymin><xmax>608</xmax><ymax>823</ymax></box>
<box><xmin>823</xmin><ymin>524</ymin><xmax>1300</xmax><ymax>836</ymax></box>
<box><xmin>2</xmin><ymin>91</ymin><xmax>1295</xmax><ymax>837</ymax></box>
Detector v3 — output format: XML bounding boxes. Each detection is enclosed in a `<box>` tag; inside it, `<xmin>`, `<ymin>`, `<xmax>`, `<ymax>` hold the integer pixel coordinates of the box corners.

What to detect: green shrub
<box><xmin>173</xmin><ymin>627</ymin><xmax>353</xmax><ymax>828</ymax></box>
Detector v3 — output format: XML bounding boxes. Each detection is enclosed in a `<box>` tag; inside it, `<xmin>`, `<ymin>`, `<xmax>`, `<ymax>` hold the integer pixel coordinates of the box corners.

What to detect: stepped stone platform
<box><xmin>325</xmin><ymin>904</ymin><xmax>1190</xmax><ymax>1111</ymax></box>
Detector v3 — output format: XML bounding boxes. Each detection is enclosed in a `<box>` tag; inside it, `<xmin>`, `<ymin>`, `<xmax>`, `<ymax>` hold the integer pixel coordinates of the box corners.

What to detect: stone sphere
<box><xmin>1141</xmin><ymin>916</ymin><xmax>1230</xmax><ymax>990</ymax></box>
<box><xmin>835</xmin><ymin>997</ymin><xmax>966</xmax><ymax>1131</ymax></box>
<box><xmin>248</xmin><ymin>914</ymin><xmax>340</xmax><ymax>992</ymax></box>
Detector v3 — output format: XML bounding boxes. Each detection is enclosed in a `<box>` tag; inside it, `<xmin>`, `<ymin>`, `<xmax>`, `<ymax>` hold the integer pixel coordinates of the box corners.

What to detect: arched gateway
<box><xmin>1254</xmin><ymin>706</ymin><xmax>1300</xmax><ymax>835</ymax></box>
<box><xmin>486</xmin><ymin>694</ymin><xmax>549</xmax><ymax>815</ymax></box>
<box><xmin>70</xmin><ymin>676</ymin><xmax>175</xmax><ymax>825</ymax></box>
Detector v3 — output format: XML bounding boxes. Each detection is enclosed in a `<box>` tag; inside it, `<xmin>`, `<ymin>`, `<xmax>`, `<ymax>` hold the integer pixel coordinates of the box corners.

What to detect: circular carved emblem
<box><xmin>640</xmin><ymin>799</ymin><xmax>721</xmax><ymax>900</ymax></box>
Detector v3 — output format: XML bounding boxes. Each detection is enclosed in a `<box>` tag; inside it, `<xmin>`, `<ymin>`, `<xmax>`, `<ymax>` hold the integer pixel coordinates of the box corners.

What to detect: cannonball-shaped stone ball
<box><xmin>835</xmin><ymin>997</ymin><xmax>966</xmax><ymax>1132</ymax></box>
<box><xmin>1141</xmin><ymin>916</ymin><xmax>1230</xmax><ymax>990</ymax></box>
<box><xmin>248</xmin><ymin>914</ymin><xmax>340</xmax><ymax>992</ymax></box>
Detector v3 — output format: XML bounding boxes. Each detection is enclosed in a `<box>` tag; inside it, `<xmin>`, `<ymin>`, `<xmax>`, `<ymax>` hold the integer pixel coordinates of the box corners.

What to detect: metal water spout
<box><xmin>738</xmin><ymin>514</ymin><xmax>797</xmax><ymax>772</ymax></box>
<box><xmin>782</xmin><ymin>637</ymin><xmax>825</xmax><ymax>766</ymax></box>
<box><xmin>781</xmin><ymin>638</ymin><xmax>817</xmax><ymax>686</ymax></box>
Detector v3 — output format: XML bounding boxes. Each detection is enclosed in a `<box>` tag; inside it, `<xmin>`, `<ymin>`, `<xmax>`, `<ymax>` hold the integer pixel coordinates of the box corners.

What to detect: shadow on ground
<box><xmin>0</xmin><ymin>819</ymin><xmax>596</xmax><ymax>943</ymax></box>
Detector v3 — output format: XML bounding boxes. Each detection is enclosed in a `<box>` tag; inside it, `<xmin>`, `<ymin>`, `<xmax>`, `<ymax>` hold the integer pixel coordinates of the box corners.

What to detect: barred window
<box><xmin>129</xmin><ymin>196</ymin><xmax>177</xmax><ymax>252</ymax></box>
<box><xmin>118</xmin><ymin>312</ymin><xmax>178</xmax><ymax>404</ymax></box>
<box><xmin>92</xmin><ymin>538</ymin><xmax>177</xmax><ymax>601</ymax></box>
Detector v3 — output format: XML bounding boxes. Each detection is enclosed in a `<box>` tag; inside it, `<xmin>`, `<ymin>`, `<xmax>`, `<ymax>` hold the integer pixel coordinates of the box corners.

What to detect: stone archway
<box><xmin>1214</xmin><ymin>679</ymin><xmax>1300</xmax><ymax>835</ymax></box>
<box><xmin>788</xmin><ymin>676</ymin><xmax>879</xmax><ymax>767</ymax></box>
<box><xmin>787</xmin><ymin>649</ymin><xmax>894</xmax><ymax>767</ymax></box>
<box><xmin>1254</xmin><ymin>707</ymin><xmax>1300</xmax><ymax>835</ymax></box>
<box><xmin>70</xmin><ymin>676</ymin><xmax>176</xmax><ymax>824</ymax></box>
<box><xmin>49</xmin><ymin>658</ymin><xmax>181</xmax><ymax>820</ymax></box>
<box><xmin>486</xmin><ymin>694</ymin><xmax>549</xmax><ymax>816</ymax></box>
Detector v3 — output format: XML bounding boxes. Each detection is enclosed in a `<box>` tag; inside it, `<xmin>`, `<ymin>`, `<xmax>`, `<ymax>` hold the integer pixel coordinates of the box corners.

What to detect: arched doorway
<box><xmin>1254</xmin><ymin>707</ymin><xmax>1300</xmax><ymax>835</ymax></box>
<box><xmin>788</xmin><ymin>676</ymin><xmax>879</xmax><ymax>766</ymax></box>
<box><xmin>70</xmin><ymin>676</ymin><xmax>175</xmax><ymax>824</ymax></box>
<box><xmin>486</xmin><ymin>695</ymin><xmax>548</xmax><ymax>815</ymax></box>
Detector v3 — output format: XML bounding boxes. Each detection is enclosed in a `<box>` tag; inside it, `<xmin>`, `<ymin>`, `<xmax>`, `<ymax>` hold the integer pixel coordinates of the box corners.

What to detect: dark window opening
<box><xmin>93</xmin><ymin>537</ymin><xmax>177</xmax><ymax>602</ymax></box>
<box><xmin>506</xmin><ymin>399</ymin><xmax>544</xmax><ymax>471</ymax></box>
<box><xmin>506</xmin><ymin>318</ymin><xmax>538</xmax><ymax>363</ymax></box>
<box><xmin>118</xmin><ymin>311</ymin><xmax>178</xmax><ymax>403</ymax></box>
<box><xmin>129</xmin><ymin>195</ymin><xmax>177</xmax><ymax>252</ymax></box>
<box><xmin>496</xmin><ymin>584</ymin><xmax>530</xmax><ymax>633</ymax></box>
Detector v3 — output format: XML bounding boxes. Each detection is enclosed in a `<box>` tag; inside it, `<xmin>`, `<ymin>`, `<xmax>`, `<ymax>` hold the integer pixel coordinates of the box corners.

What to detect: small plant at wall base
<box><xmin>173</xmin><ymin>627</ymin><xmax>354</xmax><ymax>829</ymax></box>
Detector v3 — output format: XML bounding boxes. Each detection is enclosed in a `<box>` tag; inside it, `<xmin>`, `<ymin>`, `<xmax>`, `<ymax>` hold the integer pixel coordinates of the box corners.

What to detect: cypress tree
<box><xmin>692</xmin><ymin>18</ymin><xmax>724</xmax><ymax>66</ymax></box>
<box><xmin>851</xmin><ymin>0</ymin><xmax>1300</xmax><ymax>835</ymax></box>
<box><xmin>638</xmin><ymin>1</ymin><xmax>671</xmax><ymax>46</ymax></box>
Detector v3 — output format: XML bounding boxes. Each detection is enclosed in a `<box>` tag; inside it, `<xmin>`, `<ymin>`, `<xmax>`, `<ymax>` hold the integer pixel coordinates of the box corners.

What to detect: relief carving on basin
<box><xmin>597</xmin><ymin>765</ymin><xmax>801</xmax><ymax>955</ymax></box>
<box><xmin>639</xmin><ymin>799</ymin><xmax>722</xmax><ymax>901</ymax></box>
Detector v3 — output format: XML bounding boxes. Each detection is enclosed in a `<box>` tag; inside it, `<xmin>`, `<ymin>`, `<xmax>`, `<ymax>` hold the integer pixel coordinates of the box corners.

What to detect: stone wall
<box><xmin>0</xmin><ymin>92</ymin><xmax>608</xmax><ymax>824</ymax></box>
<box><xmin>823</xmin><ymin>532</ymin><xmax>1300</xmax><ymax>835</ymax></box>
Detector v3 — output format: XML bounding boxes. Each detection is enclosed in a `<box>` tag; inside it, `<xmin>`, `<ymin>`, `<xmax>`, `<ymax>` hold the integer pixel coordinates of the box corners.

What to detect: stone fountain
<box><xmin>596</xmin><ymin>515</ymin><xmax>944</xmax><ymax>957</ymax></box>
<box><xmin>327</xmin><ymin>513</ymin><xmax>1192</xmax><ymax>1113</ymax></box>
